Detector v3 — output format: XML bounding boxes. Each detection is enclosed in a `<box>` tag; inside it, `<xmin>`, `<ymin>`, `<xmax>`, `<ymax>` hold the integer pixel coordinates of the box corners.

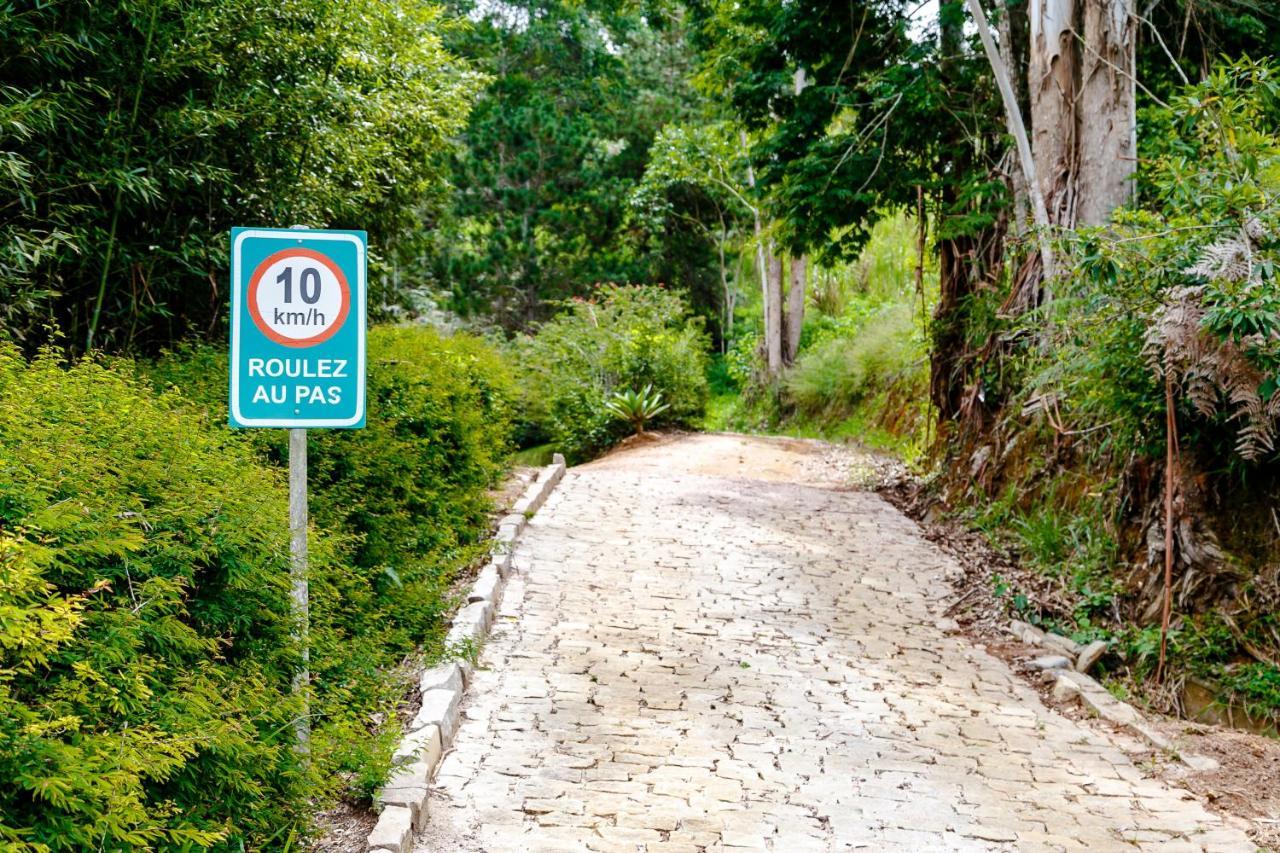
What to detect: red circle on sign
<box><xmin>247</xmin><ymin>247</ymin><xmax>351</xmax><ymax>347</ymax></box>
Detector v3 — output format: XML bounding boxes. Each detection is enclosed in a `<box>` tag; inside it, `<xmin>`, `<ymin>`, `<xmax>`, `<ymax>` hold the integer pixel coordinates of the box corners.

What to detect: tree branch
<box><xmin>965</xmin><ymin>0</ymin><xmax>1056</xmax><ymax>285</ymax></box>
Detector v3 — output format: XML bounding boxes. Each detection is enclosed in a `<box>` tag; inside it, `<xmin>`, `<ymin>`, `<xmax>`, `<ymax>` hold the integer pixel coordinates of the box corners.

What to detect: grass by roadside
<box><xmin>513</xmin><ymin>443</ymin><xmax>556</xmax><ymax>467</ymax></box>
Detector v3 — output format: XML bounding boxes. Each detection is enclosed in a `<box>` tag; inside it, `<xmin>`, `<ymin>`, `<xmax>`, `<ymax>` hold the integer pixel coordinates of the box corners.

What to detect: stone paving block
<box><xmin>522</xmin><ymin>467</ymin><xmax>560</xmax><ymax>515</ymax></box>
<box><xmin>376</xmin><ymin>781</ymin><xmax>429</xmax><ymax>830</ymax></box>
<box><xmin>392</xmin><ymin>722</ymin><xmax>442</xmax><ymax>768</ymax></box>
<box><xmin>445</xmin><ymin>601</ymin><xmax>491</xmax><ymax>647</ymax></box>
<box><xmin>419</xmin><ymin>661</ymin><xmax>464</xmax><ymax>694</ymax></box>
<box><xmin>497</xmin><ymin>512</ymin><xmax>526</xmax><ymax>540</ymax></box>
<box><xmin>1028</xmin><ymin>654</ymin><xmax>1072</xmax><ymax>671</ymax></box>
<box><xmin>467</xmin><ymin>563</ymin><xmax>501</xmax><ymax>604</ymax></box>
<box><xmin>413</xmin><ymin>686</ymin><xmax>459</xmax><ymax>740</ymax></box>
<box><xmin>1075</xmin><ymin>639</ymin><xmax>1109</xmax><ymax>672</ymax></box>
<box><xmin>383</xmin><ymin>757</ymin><xmax>432</xmax><ymax>790</ymax></box>
<box><xmin>367</xmin><ymin>805</ymin><xmax>413</xmax><ymax>852</ymax></box>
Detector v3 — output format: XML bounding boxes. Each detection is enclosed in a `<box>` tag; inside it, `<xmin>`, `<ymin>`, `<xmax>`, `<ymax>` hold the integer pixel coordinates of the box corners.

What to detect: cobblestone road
<box><xmin>419</xmin><ymin>435</ymin><xmax>1253</xmax><ymax>852</ymax></box>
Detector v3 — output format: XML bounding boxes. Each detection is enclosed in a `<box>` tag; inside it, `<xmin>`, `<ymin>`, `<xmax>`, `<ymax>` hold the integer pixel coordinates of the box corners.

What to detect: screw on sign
<box><xmin>228</xmin><ymin>226</ymin><xmax>367</xmax><ymax>757</ymax></box>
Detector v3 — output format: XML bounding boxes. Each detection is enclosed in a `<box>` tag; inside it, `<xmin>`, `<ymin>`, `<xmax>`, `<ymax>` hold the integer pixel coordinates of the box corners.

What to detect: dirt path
<box><xmin>416</xmin><ymin>434</ymin><xmax>1253</xmax><ymax>852</ymax></box>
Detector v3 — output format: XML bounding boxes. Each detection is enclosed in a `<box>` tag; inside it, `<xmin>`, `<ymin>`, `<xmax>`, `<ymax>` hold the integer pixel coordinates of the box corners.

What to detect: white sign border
<box><xmin>230</xmin><ymin>229</ymin><xmax>366</xmax><ymax>428</ymax></box>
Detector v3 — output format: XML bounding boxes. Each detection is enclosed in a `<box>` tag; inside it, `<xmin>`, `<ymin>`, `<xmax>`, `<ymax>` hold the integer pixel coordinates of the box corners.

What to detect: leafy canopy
<box><xmin>0</xmin><ymin>0</ymin><xmax>480</xmax><ymax>353</ymax></box>
<box><xmin>432</xmin><ymin>0</ymin><xmax>706</xmax><ymax>327</ymax></box>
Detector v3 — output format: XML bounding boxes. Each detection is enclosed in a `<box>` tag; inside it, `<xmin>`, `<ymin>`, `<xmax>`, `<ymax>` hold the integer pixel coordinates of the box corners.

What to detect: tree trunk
<box><xmin>765</xmin><ymin>252</ymin><xmax>784</xmax><ymax>375</ymax></box>
<box><xmin>780</xmin><ymin>70</ymin><xmax>809</xmax><ymax>368</ymax></box>
<box><xmin>717</xmin><ymin>223</ymin><xmax>734</xmax><ymax>354</ymax></box>
<box><xmin>1077</xmin><ymin>0</ymin><xmax>1135</xmax><ymax>225</ymax></box>
<box><xmin>932</xmin><ymin>1</ymin><xmax>981</xmax><ymax>421</ymax></box>
<box><xmin>753</xmin><ymin>234</ymin><xmax>771</xmax><ymax>367</ymax></box>
<box><xmin>741</xmin><ymin>130</ymin><xmax>781</xmax><ymax>377</ymax></box>
<box><xmin>1006</xmin><ymin>0</ymin><xmax>1033</xmax><ymax>123</ymax></box>
<box><xmin>932</xmin><ymin>235</ymin><xmax>978</xmax><ymax>419</ymax></box>
<box><xmin>783</xmin><ymin>254</ymin><xmax>807</xmax><ymax>364</ymax></box>
<box><xmin>968</xmin><ymin>0</ymin><xmax>1054</xmax><ymax>281</ymax></box>
<box><xmin>1029</xmin><ymin>0</ymin><xmax>1079</xmax><ymax>229</ymax></box>
<box><xmin>995</xmin><ymin>7</ymin><xmax>1030</xmax><ymax>237</ymax></box>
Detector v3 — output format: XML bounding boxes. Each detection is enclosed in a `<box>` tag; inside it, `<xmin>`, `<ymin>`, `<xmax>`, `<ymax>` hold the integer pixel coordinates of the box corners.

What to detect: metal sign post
<box><xmin>288</xmin><ymin>426</ymin><xmax>310</xmax><ymax>753</ymax></box>
<box><xmin>229</xmin><ymin>226</ymin><xmax>367</xmax><ymax>754</ymax></box>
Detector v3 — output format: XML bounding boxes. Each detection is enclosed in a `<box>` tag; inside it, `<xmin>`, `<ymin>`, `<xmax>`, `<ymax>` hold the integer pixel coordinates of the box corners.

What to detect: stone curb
<box><xmin>1009</xmin><ymin>620</ymin><xmax>1221</xmax><ymax>773</ymax></box>
<box><xmin>1003</xmin><ymin>617</ymin><xmax>1213</xmax><ymax>768</ymax></box>
<box><xmin>1008</xmin><ymin>619</ymin><xmax>1108</xmax><ymax>673</ymax></box>
<box><xmin>1046</xmin><ymin>668</ymin><xmax>1217</xmax><ymax>771</ymax></box>
<box><xmin>365</xmin><ymin>454</ymin><xmax>567</xmax><ymax>853</ymax></box>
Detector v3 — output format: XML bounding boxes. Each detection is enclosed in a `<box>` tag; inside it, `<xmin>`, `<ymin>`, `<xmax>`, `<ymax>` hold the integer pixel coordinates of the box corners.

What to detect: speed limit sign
<box><xmin>229</xmin><ymin>227</ymin><xmax>366</xmax><ymax>428</ymax></box>
<box><xmin>248</xmin><ymin>248</ymin><xmax>351</xmax><ymax>347</ymax></box>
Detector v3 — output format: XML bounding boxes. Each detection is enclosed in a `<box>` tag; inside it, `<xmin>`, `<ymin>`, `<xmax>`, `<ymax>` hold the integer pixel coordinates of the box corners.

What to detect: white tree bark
<box><xmin>784</xmin><ymin>255</ymin><xmax>807</xmax><ymax>364</ymax></box>
<box><xmin>741</xmin><ymin>130</ymin><xmax>782</xmax><ymax>377</ymax></box>
<box><xmin>752</xmin><ymin>233</ymin><xmax>771</xmax><ymax>365</ymax></box>
<box><xmin>1029</xmin><ymin>0</ymin><xmax>1078</xmax><ymax>228</ymax></box>
<box><xmin>716</xmin><ymin>223</ymin><xmax>733</xmax><ymax>353</ymax></box>
<box><xmin>967</xmin><ymin>0</ymin><xmax>1055</xmax><ymax>281</ymax></box>
<box><xmin>765</xmin><ymin>253</ymin><xmax>784</xmax><ymax>374</ymax></box>
<box><xmin>777</xmin><ymin>69</ymin><xmax>809</xmax><ymax>369</ymax></box>
<box><xmin>1077</xmin><ymin>0</ymin><xmax>1136</xmax><ymax>225</ymax></box>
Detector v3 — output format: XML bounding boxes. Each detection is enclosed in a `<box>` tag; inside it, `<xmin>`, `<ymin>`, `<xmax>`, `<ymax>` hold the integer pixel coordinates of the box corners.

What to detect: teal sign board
<box><xmin>229</xmin><ymin>227</ymin><xmax>367</xmax><ymax>428</ymax></box>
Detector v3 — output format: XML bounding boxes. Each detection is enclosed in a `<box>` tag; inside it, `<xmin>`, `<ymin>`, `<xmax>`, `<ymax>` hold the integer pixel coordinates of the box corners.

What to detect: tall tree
<box><xmin>691</xmin><ymin>0</ymin><xmax>1008</xmax><ymax>402</ymax></box>
<box><xmin>784</xmin><ymin>255</ymin><xmax>807</xmax><ymax>364</ymax></box>
<box><xmin>1078</xmin><ymin>0</ymin><xmax>1137</xmax><ymax>225</ymax></box>
<box><xmin>1027</xmin><ymin>0</ymin><xmax>1136</xmax><ymax>230</ymax></box>
<box><xmin>765</xmin><ymin>254</ymin><xmax>784</xmax><ymax>372</ymax></box>
<box><xmin>630</xmin><ymin>121</ymin><xmax>756</xmax><ymax>347</ymax></box>
<box><xmin>436</xmin><ymin>0</ymin><xmax>704</xmax><ymax>328</ymax></box>
<box><xmin>1029</xmin><ymin>0</ymin><xmax>1080</xmax><ymax>227</ymax></box>
<box><xmin>689</xmin><ymin>0</ymin><xmax>932</xmax><ymax>379</ymax></box>
<box><xmin>932</xmin><ymin>0</ymin><xmax>1009</xmax><ymax>418</ymax></box>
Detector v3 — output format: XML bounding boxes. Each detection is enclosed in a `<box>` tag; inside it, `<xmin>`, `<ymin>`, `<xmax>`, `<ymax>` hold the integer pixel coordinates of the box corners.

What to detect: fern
<box><xmin>1144</xmin><ymin>214</ymin><xmax>1280</xmax><ymax>459</ymax></box>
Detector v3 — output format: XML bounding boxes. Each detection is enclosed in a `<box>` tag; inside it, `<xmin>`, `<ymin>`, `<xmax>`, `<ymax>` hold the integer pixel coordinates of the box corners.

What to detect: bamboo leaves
<box><xmin>0</xmin><ymin>0</ymin><xmax>480</xmax><ymax>352</ymax></box>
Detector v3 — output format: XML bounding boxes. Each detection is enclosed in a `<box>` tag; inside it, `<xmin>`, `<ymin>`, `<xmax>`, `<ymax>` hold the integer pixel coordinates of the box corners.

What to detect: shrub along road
<box><xmin>418</xmin><ymin>434</ymin><xmax>1252</xmax><ymax>852</ymax></box>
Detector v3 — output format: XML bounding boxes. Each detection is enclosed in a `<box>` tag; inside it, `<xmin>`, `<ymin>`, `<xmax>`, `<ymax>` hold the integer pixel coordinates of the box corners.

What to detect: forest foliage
<box><xmin>0</xmin><ymin>346</ymin><xmax>315</xmax><ymax>849</ymax></box>
<box><xmin>6</xmin><ymin>0</ymin><xmax>1280</xmax><ymax>844</ymax></box>
<box><xmin>988</xmin><ymin>59</ymin><xmax>1280</xmax><ymax>700</ymax></box>
<box><xmin>430</xmin><ymin>0</ymin><xmax>715</xmax><ymax>329</ymax></box>
<box><xmin>0</xmin><ymin>326</ymin><xmax>513</xmax><ymax>848</ymax></box>
<box><xmin>511</xmin><ymin>285</ymin><xmax>709</xmax><ymax>463</ymax></box>
<box><xmin>686</xmin><ymin>0</ymin><xmax>1280</xmax><ymax>723</ymax></box>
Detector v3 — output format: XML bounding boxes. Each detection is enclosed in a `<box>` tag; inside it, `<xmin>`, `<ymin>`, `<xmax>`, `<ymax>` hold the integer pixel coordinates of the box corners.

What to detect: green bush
<box><xmin>303</xmin><ymin>326</ymin><xmax>514</xmax><ymax>804</ymax></box>
<box><xmin>723</xmin><ymin>316</ymin><xmax>761</xmax><ymax>389</ymax></box>
<box><xmin>307</xmin><ymin>326</ymin><xmax>514</xmax><ymax>650</ymax></box>
<box><xmin>784</xmin><ymin>301</ymin><xmax>926</xmax><ymax>419</ymax></box>
<box><xmin>512</xmin><ymin>285</ymin><xmax>710</xmax><ymax>462</ymax></box>
<box><xmin>0</xmin><ymin>345</ymin><xmax>314</xmax><ymax>849</ymax></box>
<box><xmin>139</xmin><ymin>326</ymin><xmax>516</xmax><ymax>821</ymax></box>
<box><xmin>146</xmin><ymin>325</ymin><xmax>515</xmax><ymax>675</ymax></box>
